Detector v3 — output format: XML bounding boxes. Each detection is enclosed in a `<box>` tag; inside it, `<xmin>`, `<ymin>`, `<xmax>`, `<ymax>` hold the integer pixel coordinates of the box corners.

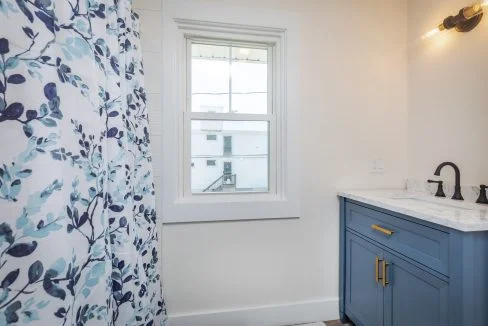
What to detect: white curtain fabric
<box><xmin>0</xmin><ymin>0</ymin><xmax>167</xmax><ymax>324</ymax></box>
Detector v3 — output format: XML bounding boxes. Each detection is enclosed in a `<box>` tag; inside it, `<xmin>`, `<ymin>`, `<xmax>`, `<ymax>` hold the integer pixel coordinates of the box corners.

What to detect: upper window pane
<box><xmin>191</xmin><ymin>44</ymin><xmax>230</xmax><ymax>113</ymax></box>
<box><xmin>190</xmin><ymin>42</ymin><xmax>269</xmax><ymax>114</ymax></box>
<box><xmin>231</xmin><ymin>47</ymin><xmax>268</xmax><ymax>114</ymax></box>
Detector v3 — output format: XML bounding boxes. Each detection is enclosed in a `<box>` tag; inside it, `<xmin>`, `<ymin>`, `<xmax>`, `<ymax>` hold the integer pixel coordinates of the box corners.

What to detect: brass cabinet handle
<box><xmin>375</xmin><ymin>257</ymin><xmax>383</xmax><ymax>283</ymax></box>
<box><xmin>372</xmin><ymin>224</ymin><xmax>394</xmax><ymax>236</ymax></box>
<box><xmin>382</xmin><ymin>260</ymin><xmax>390</xmax><ymax>287</ymax></box>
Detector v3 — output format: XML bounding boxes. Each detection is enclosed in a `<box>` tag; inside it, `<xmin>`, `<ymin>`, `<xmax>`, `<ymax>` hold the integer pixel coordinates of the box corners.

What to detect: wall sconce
<box><xmin>423</xmin><ymin>1</ymin><xmax>487</xmax><ymax>39</ymax></box>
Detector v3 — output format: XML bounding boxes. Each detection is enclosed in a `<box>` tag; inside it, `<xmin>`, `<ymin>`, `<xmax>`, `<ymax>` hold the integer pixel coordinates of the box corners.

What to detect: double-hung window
<box><xmin>188</xmin><ymin>39</ymin><xmax>273</xmax><ymax>194</ymax></box>
<box><xmin>163</xmin><ymin>19</ymin><xmax>299</xmax><ymax>223</ymax></box>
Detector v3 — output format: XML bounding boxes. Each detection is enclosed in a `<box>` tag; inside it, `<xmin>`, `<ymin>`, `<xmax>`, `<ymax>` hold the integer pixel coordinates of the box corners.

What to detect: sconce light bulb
<box><xmin>422</xmin><ymin>25</ymin><xmax>444</xmax><ymax>39</ymax></box>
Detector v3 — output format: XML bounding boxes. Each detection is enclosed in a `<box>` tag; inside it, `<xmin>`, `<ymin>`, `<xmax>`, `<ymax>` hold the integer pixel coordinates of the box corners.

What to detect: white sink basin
<box><xmin>388</xmin><ymin>193</ymin><xmax>473</xmax><ymax>211</ymax></box>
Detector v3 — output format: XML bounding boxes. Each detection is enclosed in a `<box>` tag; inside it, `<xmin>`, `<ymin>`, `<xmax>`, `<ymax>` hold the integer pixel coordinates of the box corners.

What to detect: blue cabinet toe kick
<box><xmin>339</xmin><ymin>197</ymin><xmax>488</xmax><ymax>326</ymax></box>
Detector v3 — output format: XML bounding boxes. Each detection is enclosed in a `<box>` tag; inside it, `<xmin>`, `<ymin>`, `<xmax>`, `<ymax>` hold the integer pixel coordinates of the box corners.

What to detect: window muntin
<box><xmin>187</xmin><ymin>38</ymin><xmax>273</xmax><ymax>195</ymax></box>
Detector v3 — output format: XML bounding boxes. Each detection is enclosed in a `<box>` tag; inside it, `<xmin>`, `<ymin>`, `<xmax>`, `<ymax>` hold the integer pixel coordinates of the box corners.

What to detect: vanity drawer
<box><xmin>345</xmin><ymin>201</ymin><xmax>450</xmax><ymax>276</ymax></box>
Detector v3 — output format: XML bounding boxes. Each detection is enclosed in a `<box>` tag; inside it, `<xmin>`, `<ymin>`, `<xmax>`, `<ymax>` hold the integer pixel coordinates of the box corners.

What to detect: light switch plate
<box><xmin>371</xmin><ymin>158</ymin><xmax>385</xmax><ymax>174</ymax></box>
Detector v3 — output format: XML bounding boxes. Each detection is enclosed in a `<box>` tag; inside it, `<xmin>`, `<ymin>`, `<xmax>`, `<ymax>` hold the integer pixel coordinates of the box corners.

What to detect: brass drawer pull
<box><xmin>375</xmin><ymin>257</ymin><xmax>383</xmax><ymax>283</ymax></box>
<box><xmin>382</xmin><ymin>260</ymin><xmax>390</xmax><ymax>287</ymax></box>
<box><xmin>372</xmin><ymin>224</ymin><xmax>394</xmax><ymax>236</ymax></box>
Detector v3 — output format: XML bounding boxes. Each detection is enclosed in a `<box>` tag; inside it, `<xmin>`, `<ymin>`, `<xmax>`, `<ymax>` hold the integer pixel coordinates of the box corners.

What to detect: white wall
<box><xmin>136</xmin><ymin>0</ymin><xmax>488</xmax><ymax>323</ymax></box>
<box><xmin>138</xmin><ymin>0</ymin><xmax>409</xmax><ymax>324</ymax></box>
<box><xmin>407</xmin><ymin>0</ymin><xmax>488</xmax><ymax>186</ymax></box>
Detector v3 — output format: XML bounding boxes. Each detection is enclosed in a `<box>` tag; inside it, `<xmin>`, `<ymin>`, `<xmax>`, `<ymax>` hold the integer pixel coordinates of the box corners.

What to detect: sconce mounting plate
<box><xmin>456</xmin><ymin>12</ymin><xmax>483</xmax><ymax>32</ymax></box>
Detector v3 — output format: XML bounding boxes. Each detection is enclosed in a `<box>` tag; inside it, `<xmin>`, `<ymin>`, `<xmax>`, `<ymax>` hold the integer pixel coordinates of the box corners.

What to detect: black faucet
<box><xmin>433</xmin><ymin>162</ymin><xmax>463</xmax><ymax>200</ymax></box>
<box><xmin>477</xmin><ymin>185</ymin><xmax>488</xmax><ymax>204</ymax></box>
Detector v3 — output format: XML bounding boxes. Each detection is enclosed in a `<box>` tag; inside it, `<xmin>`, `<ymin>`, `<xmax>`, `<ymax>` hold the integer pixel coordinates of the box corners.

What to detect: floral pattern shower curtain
<box><xmin>0</xmin><ymin>0</ymin><xmax>167</xmax><ymax>324</ymax></box>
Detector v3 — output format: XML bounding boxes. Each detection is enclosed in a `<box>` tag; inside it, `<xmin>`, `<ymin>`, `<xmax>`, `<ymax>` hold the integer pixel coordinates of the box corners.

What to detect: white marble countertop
<box><xmin>338</xmin><ymin>189</ymin><xmax>488</xmax><ymax>232</ymax></box>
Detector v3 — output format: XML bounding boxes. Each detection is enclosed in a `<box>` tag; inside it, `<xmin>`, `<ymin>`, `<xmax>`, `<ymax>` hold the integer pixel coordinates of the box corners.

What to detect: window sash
<box><xmin>187</xmin><ymin>38</ymin><xmax>274</xmax><ymax>116</ymax></box>
<box><xmin>184</xmin><ymin>37</ymin><xmax>276</xmax><ymax>197</ymax></box>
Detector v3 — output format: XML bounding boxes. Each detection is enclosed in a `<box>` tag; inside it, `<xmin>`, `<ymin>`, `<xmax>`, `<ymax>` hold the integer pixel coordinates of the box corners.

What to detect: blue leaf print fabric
<box><xmin>0</xmin><ymin>0</ymin><xmax>167</xmax><ymax>324</ymax></box>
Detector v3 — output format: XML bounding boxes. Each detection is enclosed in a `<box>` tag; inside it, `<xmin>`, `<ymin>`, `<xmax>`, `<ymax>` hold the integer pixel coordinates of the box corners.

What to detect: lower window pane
<box><xmin>191</xmin><ymin>120</ymin><xmax>269</xmax><ymax>193</ymax></box>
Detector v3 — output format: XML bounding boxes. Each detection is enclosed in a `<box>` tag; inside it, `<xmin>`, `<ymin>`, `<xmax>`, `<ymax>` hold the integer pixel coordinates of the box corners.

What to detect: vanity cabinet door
<box><xmin>383</xmin><ymin>252</ymin><xmax>449</xmax><ymax>326</ymax></box>
<box><xmin>345</xmin><ymin>232</ymin><xmax>384</xmax><ymax>326</ymax></box>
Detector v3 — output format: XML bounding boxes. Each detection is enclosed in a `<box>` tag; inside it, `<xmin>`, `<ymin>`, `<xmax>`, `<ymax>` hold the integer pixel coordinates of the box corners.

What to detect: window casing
<box><xmin>162</xmin><ymin>19</ymin><xmax>299</xmax><ymax>223</ymax></box>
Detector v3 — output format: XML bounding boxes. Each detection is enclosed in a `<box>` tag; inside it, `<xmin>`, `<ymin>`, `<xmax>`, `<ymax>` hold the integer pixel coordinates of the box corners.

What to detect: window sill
<box><xmin>162</xmin><ymin>196</ymin><xmax>299</xmax><ymax>223</ymax></box>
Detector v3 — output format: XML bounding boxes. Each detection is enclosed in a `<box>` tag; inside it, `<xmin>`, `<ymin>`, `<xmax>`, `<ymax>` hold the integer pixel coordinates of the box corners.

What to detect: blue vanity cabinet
<box><xmin>339</xmin><ymin>197</ymin><xmax>488</xmax><ymax>326</ymax></box>
<box><xmin>345</xmin><ymin>232</ymin><xmax>384</xmax><ymax>326</ymax></box>
<box><xmin>382</xmin><ymin>251</ymin><xmax>449</xmax><ymax>326</ymax></box>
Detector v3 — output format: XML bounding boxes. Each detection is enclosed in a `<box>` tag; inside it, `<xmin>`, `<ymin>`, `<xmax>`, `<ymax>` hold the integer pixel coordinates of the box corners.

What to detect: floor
<box><xmin>324</xmin><ymin>321</ymin><xmax>354</xmax><ymax>326</ymax></box>
<box><xmin>297</xmin><ymin>321</ymin><xmax>353</xmax><ymax>326</ymax></box>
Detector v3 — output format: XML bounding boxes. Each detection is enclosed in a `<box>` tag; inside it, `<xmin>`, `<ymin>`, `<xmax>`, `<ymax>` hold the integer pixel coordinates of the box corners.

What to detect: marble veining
<box><xmin>338</xmin><ymin>189</ymin><xmax>488</xmax><ymax>232</ymax></box>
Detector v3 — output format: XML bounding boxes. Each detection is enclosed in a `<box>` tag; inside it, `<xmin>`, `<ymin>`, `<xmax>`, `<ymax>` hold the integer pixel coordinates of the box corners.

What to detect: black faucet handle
<box><xmin>477</xmin><ymin>185</ymin><xmax>488</xmax><ymax>204</ymax></box>
<box><xmin>427</xmin><ymin>180</ymin><xmax>446</xmax><ymax>198</ymax></box>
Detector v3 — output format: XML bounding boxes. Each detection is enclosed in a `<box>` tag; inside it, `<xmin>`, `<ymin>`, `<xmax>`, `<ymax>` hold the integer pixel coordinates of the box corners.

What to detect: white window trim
<box><xmin>162</xmin><ymin>19</ymin><xmax>300</xmax><ymax>223</ymax></box>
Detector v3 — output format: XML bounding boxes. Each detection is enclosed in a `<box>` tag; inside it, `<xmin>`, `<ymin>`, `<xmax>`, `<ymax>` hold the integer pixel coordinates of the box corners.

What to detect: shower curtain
<box><xmin>0</xmin><ymin>0</ymin><xmax>167</xmax><ymax>324</ymax></box>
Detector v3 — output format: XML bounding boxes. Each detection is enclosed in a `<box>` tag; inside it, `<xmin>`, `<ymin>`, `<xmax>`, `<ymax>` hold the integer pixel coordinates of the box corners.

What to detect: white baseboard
<box><xmin>168</xmin><ymin>298</ymin><xmax>339</xmax><ymax>326</ymax></box>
